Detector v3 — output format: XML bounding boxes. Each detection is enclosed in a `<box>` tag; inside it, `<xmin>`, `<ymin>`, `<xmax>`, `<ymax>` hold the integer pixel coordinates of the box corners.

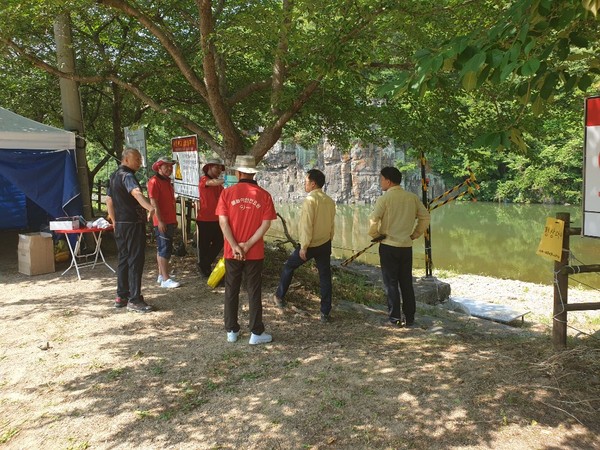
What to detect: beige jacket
<box><xmin>368</xmin><ymin>185</ymin><xmax>430</xmax><ymax>247</ymax></box>
<box><xmin>299</xmin><ymin>188</ymin><xmax>336</xmax><ymax>249</ymax></box>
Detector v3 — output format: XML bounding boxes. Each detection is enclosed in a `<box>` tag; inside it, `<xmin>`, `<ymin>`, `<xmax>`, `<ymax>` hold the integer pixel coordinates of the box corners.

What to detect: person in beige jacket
<box><xmin>369</xmin><ymin>166</ymin><xmax>430</xmax><ymax>327</ymax></box>
<box><xmin>273</xmin><ymin>169</ymin><xmax>336</xmax><ymax>322</ymax></box>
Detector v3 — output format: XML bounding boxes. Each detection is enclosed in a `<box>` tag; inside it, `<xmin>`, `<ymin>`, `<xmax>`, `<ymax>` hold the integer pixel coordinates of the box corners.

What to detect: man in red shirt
<box><xmin>148</xmin><ymin>156</ymin><xmax>180</xmax><ymax>289</ymax></box>
<box><xmin>216</xmin><ymin>155</ymin><xmax>277</xmax><ymax>345</ymax></box>
<box><xmin>196</xmin><ymin>158</ymin><xmax>225</xmax><ymax>277</ymax></box>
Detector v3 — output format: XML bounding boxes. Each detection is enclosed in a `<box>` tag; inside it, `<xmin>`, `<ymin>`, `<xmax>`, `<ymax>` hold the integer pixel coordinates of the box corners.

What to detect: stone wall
<box><xmin>259</xmin><ymin>140</ymin><xmax>445</xmax><ymax>204</ymax></box>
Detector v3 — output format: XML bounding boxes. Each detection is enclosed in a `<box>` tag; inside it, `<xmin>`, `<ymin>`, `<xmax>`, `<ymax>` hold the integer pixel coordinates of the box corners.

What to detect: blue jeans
<box><xmin>275</xmin><ymin>241</ymin><xmax>332</xmax><ymax>315</ymax></box>
<box><xmin>379</xmin><ymin>244</ymin><xmax>415</xmax><ymax>323</ymax></box>
<box><xmin>155</xmin><ymin>223</ymin><xmax>176</xmax><ymax>258</ymax></box>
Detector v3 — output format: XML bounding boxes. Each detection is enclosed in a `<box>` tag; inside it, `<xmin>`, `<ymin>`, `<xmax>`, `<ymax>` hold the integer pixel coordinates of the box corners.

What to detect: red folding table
<box><xmin>54</xmin><ymin>226</ymin><xmax>115</xmax><ymax>280</ymax></box>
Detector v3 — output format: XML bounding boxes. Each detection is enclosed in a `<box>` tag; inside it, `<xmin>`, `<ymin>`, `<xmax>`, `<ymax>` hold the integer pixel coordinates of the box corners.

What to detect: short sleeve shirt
<box><xmin>107</xmin><ymin>165</ymin><xmax>146</xmax><ymax>223</ymax></box>
<box><xmin>215</xmin><ymin>179</ymin><xmax>277</xmax><ymax>260</ymax></box>
<box><xmin>147</xmin><ymin>174</ymin><xmax>177</xmax><ymax>226</ymax></box>
<box><xmin>196</xmin><ymin>175</ymin><xmax>224</xmax><ymax>222</ymax></box>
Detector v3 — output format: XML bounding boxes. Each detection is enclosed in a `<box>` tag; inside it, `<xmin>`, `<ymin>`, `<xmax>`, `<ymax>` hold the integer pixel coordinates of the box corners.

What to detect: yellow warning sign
<box><xmin>536</xmin><ymin>217</ymin><xmax>565</xmax><ymax>262</ymax></box>
<box><xmin>175</xmin><ymin>162</ymin><xmax>183</xmax><ymax>180</ymax></box>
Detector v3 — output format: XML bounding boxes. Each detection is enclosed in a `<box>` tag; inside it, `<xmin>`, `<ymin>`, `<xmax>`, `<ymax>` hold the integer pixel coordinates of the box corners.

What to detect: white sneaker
<box><xmin>249</xmin><ymin>332</ymin><xmax>272</xmax><ymax>345</ymax></box>
<box><xmin>157</xmin><ymin>273</ymin><xmax>176</xmax><ymax>284</ymax></box>
<box><xmin>160</xmin><ymin>278</ymin><xmax>181</xmax><ymax>288</ymax></box>
<box><xmin>227</xmin><ymin>331</ymin><xmax>239</xmax><ymax>343</ymax></box>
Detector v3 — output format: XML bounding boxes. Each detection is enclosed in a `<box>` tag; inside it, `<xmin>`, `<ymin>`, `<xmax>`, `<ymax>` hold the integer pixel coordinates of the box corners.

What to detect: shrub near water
<box><xmin>263</xmin><ymin>245</ymin><xmax>386</xmax><ymax>307</ymax></box>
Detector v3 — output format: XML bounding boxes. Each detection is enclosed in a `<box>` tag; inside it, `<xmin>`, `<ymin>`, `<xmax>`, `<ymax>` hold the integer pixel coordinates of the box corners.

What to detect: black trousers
<box><xmin>114</xmin><ymin>222</ymin><xmax>146</xmax><ymax>302</ymax></box>
<box><xmin>379</xmin><ymin>244</ymin><xmax>415</xmax><ymax>323</ymax></box>
<box><xmin>224</xmin><ymin>258</ymin><xmax>265</xmax><ymax>335</ymax></box>
<box><xmin>197</xmin><ymin>220</ymin><xmax>224</xmax><ymax>275</ymax></box>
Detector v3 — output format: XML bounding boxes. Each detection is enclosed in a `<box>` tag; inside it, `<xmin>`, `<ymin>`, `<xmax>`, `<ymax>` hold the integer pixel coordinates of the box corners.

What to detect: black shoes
<box><xmin>198</xmin><ymin>262</ymin><xmax>211</xmax><ymax>278</ymax></box>
<box><xmin>272</xmin><ymin>293</ymin><xmax>286</xmax><ymax>308</ymax></box>
<box><xmin>127</xmin><ymin>296</ymin><xmax>153</xmax><ymax>313</ymax></box>
<box><xmin>114</xmin><ymin>296</ymin><xmax>128</xmax><ymax>308</ymax></box>
<box><xmin>320</xmin><ymin>313</ymin><xmax>331</xmax><ymax>323</ymax></box>
<box><xmin>383</xmin><ymin>318</ymin><xmax>415</xmax><ymax>328</ymax></box>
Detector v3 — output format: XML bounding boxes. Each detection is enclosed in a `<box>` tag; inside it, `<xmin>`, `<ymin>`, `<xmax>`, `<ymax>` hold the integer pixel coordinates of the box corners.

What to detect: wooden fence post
<box><xmin>553</xmin><ymin>212</ymin><xmax>570</xmax><ymax>350</ymax></box>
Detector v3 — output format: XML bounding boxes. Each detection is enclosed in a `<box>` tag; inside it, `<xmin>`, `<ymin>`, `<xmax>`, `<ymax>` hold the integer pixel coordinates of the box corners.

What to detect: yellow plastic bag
<box><xmin>207</xmin><ymin>258</ymin><xmax>225</xmax><ymax>288</ymax></box>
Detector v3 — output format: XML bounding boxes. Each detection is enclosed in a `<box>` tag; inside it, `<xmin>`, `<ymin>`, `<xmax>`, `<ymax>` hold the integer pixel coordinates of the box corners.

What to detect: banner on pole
<box><xmin>171</xmin><ymin>135</ymin><xmax>199</xmax><ymax>200</ymax></box>
<box><xmin>583</xmin><ymin>96</ymin><xmax>600</xmax><ymax>237</ymax></box>
<box><xmin>124</xmin><ymin>126</ymin><xmax>148</xmax><ymax>168</ymax></box>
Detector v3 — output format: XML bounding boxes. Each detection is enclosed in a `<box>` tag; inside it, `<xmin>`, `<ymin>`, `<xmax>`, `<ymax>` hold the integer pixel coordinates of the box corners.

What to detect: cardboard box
<box><xmin>18</xmin><ymin>232</ymin><xmax>55</xmax><ymax>275</ymax></box>
<box><xmin>49</xmin><ymin>217</ymin><xmax>80</xmax><ymax>230</ymax></box>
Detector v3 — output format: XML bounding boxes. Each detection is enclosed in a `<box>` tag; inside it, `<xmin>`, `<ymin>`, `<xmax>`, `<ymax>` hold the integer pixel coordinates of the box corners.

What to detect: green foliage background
<box><xmin>0</xmin><ymin>0</ymin><xmax>597</xmax><ymax>204</ymax></box>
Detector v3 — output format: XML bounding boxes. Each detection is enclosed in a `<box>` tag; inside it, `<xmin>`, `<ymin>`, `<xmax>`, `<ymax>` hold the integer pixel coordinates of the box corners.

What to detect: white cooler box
<box><xmin>49</xmin><ymin>217</ymin><xmax>80</xmax><ymax>230</ymax></box>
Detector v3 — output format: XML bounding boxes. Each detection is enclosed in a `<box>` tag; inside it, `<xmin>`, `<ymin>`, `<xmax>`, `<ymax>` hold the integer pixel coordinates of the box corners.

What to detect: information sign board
<box><xmin>124</xmin><ymin>126</ymin><xmax>148</xmax><ymax>168</ymax></box>
<box><xmin>172</xmin><ymin>135</ymin><xmax>199</xmax><ymax>199</ymax></box>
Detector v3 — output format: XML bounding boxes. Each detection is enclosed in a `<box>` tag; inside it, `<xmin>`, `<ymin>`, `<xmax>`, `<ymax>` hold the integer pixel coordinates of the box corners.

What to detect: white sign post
<box><xmin>171</xmin><ymin>135</ymin><xmax>199</xmax><ymax>200</ymax></box>
<box><xmin>583</xmin><ymin>96</ymin><xmax>600</xmax><ymax>237</ymax></box>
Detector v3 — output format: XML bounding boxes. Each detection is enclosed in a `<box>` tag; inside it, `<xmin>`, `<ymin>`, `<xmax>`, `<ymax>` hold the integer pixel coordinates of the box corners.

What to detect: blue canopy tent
<box><xmin>0</xmin><ymin>107</ymin><xmax>82</xmax><ymax>230</ymax></box>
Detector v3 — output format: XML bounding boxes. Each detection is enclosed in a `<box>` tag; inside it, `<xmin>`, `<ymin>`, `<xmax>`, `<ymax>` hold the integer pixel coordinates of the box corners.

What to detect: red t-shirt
<box><xmin>215</xmin><ymin>180</ymin><xmax>277</xmax><ymax>260</ymax></box>
<box><xmin>196</xmin><ymin>175</ymin><xmax>224</xmax><ymax>222</ymax></box>
<box><xmin>147</xmin><ymin>175</ymin><xmax>177</xmax><ymax>226</ymax></box>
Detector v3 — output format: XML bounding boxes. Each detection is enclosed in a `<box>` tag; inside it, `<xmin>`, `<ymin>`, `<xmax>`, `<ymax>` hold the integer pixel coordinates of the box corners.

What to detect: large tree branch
<box><xmin>97</xmin><ymin>0</ymin><xmax>209</xmax><ymax>101</ymax></box>
<box><xmin>227</xmin><ymin>79</ymin><xmax>271</xmax><ymax>106</ymax></box>
<box><xmin>106</xmin><ymin>75</ymin><xmax>222</xmax><ymax>153</ymax></box>
<box><xmin>89</xmin><ymin>153</ymin><xmax>113</xmax><ymax>179</ymax></box>
<box><xmin>251</xmin><ymin>3</ymin><xmax>385</xmax><ymax>161</ymax></box>
<box><xmin>271</xmin><ymin>0</ymin><xmax>293</xmax><ymax>116</ymax></box>
<box><xmin>1</xmin><ymin>36</ymin><xmax>222</xmax><ymax>154</ymax></box>
<box><xmin>251</xmin><ymin>78</ymin><xmax>322</xmax><ymax>161</ymax></box>
<box><xmin>197</xmin><ymin>0</ymin><xmax>245</xmax><ymax>158</ymax></box>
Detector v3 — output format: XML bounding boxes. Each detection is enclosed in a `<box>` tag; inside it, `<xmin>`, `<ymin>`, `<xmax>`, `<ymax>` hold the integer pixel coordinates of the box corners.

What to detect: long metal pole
<box><xmin>420</xmin><ymin>152</ymin><xmax>432</xmax><ymax>277</ymax></box>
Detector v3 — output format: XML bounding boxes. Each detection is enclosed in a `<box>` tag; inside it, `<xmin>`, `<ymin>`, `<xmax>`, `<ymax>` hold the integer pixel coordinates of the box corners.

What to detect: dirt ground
<box><xmin>1</xmin><ymin>231</ymin><xmax>599</xmax><ymax>450</ymax></box>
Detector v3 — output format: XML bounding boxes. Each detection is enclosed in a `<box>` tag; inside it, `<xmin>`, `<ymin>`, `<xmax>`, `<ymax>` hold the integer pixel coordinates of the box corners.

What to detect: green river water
<box><xmin>268</xmin><ymin>201</ymin><xmax>600</xmax><ymax>288</ymax></box>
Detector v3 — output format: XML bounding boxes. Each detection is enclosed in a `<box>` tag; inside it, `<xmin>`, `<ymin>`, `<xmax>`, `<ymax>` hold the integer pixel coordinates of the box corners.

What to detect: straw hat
<box><xmin>202</xmin><ymin>158</ymin><xmax>225</xmax><ymax>174</ymax></box>
<box><xmin>232</xmin><ymin>155</ymin><xmax>258</xmax><ymax>174</ymax></box>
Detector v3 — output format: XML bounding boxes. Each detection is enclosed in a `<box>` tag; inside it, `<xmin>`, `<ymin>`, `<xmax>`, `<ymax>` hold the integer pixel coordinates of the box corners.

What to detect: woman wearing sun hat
<box><xmin>196</xmin><ymin>157</ymin><xmax>226</xmax><ymax>277</ymax></box>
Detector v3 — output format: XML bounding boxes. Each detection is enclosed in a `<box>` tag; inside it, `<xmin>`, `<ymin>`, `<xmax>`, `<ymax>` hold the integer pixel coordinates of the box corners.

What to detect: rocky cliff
<box><xmin>259</xmin><ymin>140</ymin><xmax>445</xmax><ymax>204</ymax></box>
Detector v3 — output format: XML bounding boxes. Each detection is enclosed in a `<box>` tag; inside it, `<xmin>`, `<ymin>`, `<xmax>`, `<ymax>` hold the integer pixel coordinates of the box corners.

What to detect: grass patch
<box><xmin>135</xmin><ymin>410</ymin><xmax>154</xmax><ymax>419</ymax></box>
<box><xmin>239</xmin><ymin>371</ymin><xmax>262</xmax><ymax>382</ymax></box>
<box><xmin>106</xmin><ymin>367</ymin><xmax>126</xmax><ymax>381</ymax></box>
<box><xmin>149</xmin><ymin>359</ymin><xmax>166</xmax><ymax>376</ymax></box>
<box><xmin>66</xmin><ymin>440</ymin><xmax>90</xmax><ymax>450</ymax></box>
<box><xmin>284</xmin><ymin>359</ymin><xmax>301</xmax><ymax>369</ymax></box>
<box><xmin>332</xmin><ymin>267</ymin><xmax>385</xmax><ymax>306</ymax></box>
<box><xmin>0</xmin><ymin>427</ymin><xmax>19</xmax><ymax>444</ymax></box>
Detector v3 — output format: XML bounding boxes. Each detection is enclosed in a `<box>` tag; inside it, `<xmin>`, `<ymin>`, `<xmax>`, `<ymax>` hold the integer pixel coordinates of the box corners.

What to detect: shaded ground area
<box><xmin>1</xmin><ymin>230</ymin><xmax>599</xmax><ymax>449</ymax></box>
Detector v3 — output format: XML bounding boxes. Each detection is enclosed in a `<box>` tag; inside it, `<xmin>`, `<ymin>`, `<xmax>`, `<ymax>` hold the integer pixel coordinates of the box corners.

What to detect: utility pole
<box><xmin>54</xmin><ymin>12</ymin><xmax>92</xmax><ymax>220</ymax></box>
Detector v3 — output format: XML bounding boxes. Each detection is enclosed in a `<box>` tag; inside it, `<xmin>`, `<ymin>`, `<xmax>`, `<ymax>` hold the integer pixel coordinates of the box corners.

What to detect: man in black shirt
<box><xmin>106</xmin><ymin>148</ymin><xmax>155</xmax><ymax>313</ymax></box>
